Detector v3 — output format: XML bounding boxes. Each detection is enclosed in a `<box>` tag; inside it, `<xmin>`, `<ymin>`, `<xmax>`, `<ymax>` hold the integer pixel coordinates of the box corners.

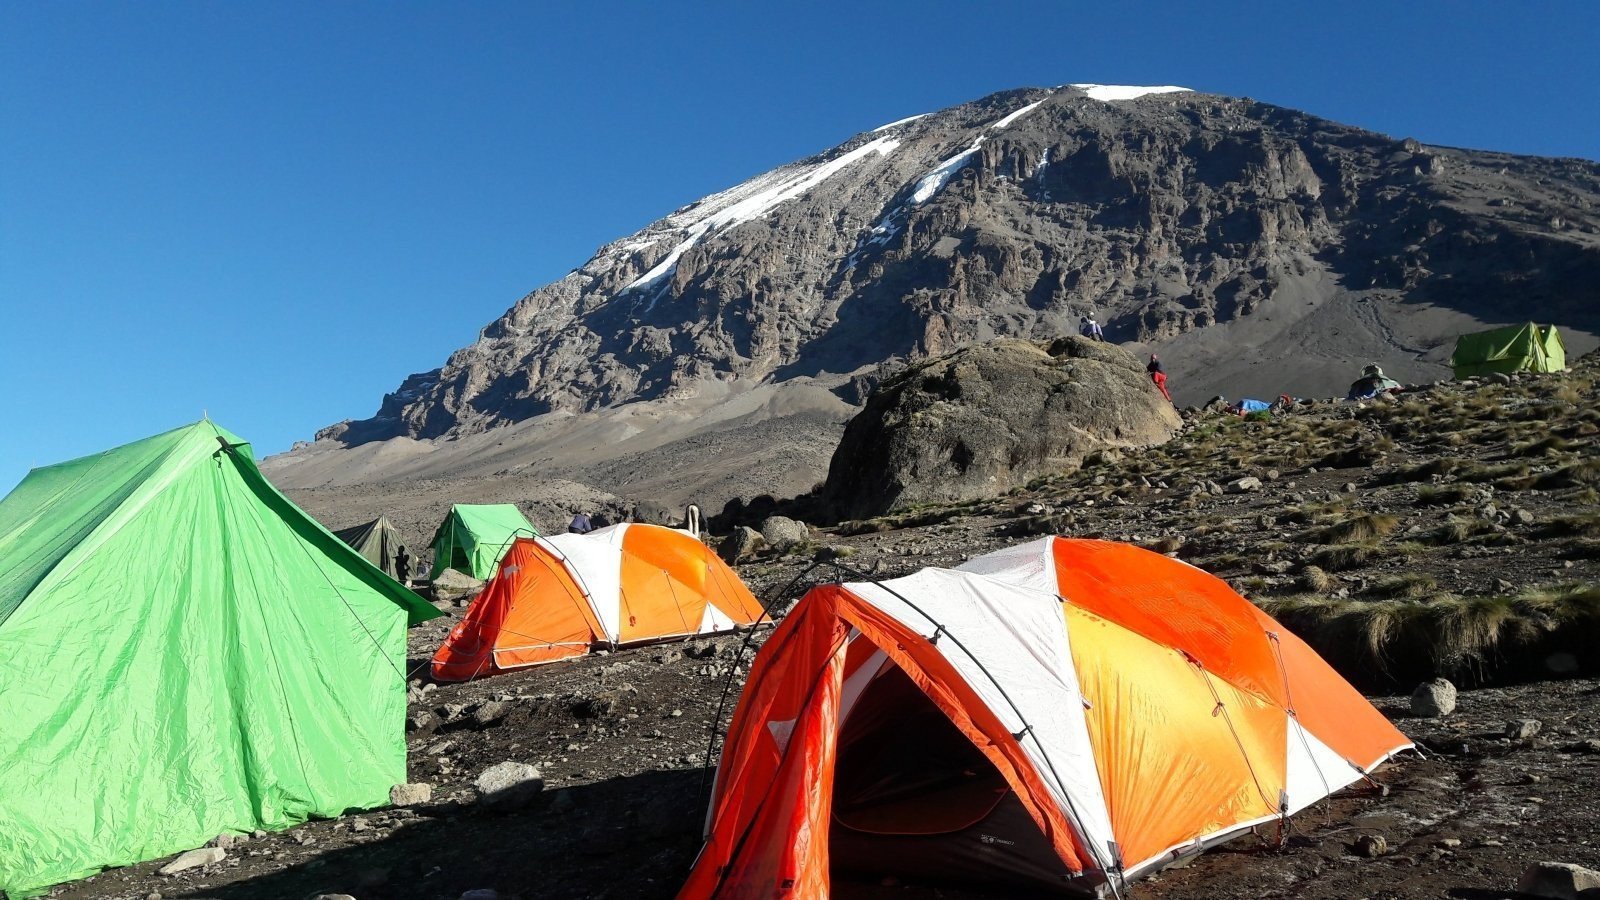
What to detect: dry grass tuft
<box><xmin>1565</xmin><ymin>487</ymin><xmax>1600</xmax><ymax>506</ymax></box>
<box><xmin>1310</xmin><ymin>542</ymin><xmax>1383</xmax><ymax>572</ymax></box>
<box><xmin>1297</xmin><ymin>565</ymin><xmax>1335</xmax><ymax>593</ymax></box>
<box><xmin>1004</xmin><ymin>512</ymin><xmax>1078</xmax><ymax>538</ymax></box>
<box><xmin>1284</xmin><ymin>500</ymin><xmax>1349</xmax><ymax>526</ymax></box>
<box><xmin>1542</xmin><ymin>513</ymin><xmax>1600</xmax><ymax>539</ymax></box>
<box><xmin>834</xmin><ymin>519</ymin><xmax>892</xmax><ymax>536</ymax></box>
<box><xmin>1312</xmin><ymin>512</ymin><xmax>1400</xmax><ymax>545</ymax></box>
<box><xmin>1146</xmin><ymin>535</ymin><xmax>1184</xmax><ymax>555</ymax></box>
<box><xmin>1416</xmin><ymin>484</ymin><xmax>1474</xmax><ymax>506</ymax></box>
<box><xmin>1426</xmin><ymin>516</ymin><xmax>1497</xmax><ymax>545</ymax></box>
<box><xmin>1511</xmin><ymin>435</ymin><xmax>1571</xmax><ymax>457</ymax></box>
<box><xmin>1457</xmin><ymin>461</ymin><xmax>1532</xmax><ymax>484</ymax></box>
<box><xmin>1317</xmin><ymin>444</ymin><xmax>1388</xmax><ymax>469</ymax></box>
<box><xmin>1383</xmin><ymin>457</ymin><xmax>1466</xmax><ymax>484</ymax></box>
<box><xmin>1533</xmin><ymin>458</ymin><xmax>1600</xmax><ymax>491</ymax></box>
<box><xmin>1367</xmin><ymin>573</ymin><xmax>1439</xmax><ymax>599</ymax></box>
<box><xmin>1260</xmin><ymin>582</ymin><xmax>1600</xmax><ymax>688</ymax></box>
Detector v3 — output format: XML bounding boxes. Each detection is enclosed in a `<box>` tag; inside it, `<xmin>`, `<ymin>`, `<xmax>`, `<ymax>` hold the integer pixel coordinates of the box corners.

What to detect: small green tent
<box><xmin>428</xmin><ymin>503</ymin><xmax>536</xmax><ymax>579</ymax></box>
<box><xmin>0</xmin><ymin>421</ymin><xmax>439</xmax><ymax>895</ymax></box>
<box><xmin>334</xmin><ymin>515</ymin><xmax>405</xmax><ymax>578</ymax></box>
<box><xmin>1450</xmin><ymin>322</ymin><xmax>1567</xmax><ymax>378</ymax></box>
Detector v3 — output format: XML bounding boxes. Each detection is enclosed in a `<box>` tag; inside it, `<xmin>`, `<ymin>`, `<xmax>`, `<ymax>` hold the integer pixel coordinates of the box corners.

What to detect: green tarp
<box><xmin>428</xmin><ymin>503</ymin><xmax>535</xmax><ymax>580</ymax></box>
<box><xmin>0</xmin><ymin>421</ymin><xmax>439</xmax><ymax>895</ymax></box>
<box><xmin>334</xmin><ymin>515</ymin><xmax>405</xmax><ymax>578</ymax></box>
<box><xmin>1450</xmin><ymin>322</ymin><xmax>1567</xmax><ymax>378</ymax></box>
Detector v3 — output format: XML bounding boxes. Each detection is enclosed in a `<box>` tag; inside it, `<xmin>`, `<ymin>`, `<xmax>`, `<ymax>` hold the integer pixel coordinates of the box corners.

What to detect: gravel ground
<box><xmin>44</xmin><ymin>366</ymin><xmax>1600</xmax><ymax>900</ymax></box>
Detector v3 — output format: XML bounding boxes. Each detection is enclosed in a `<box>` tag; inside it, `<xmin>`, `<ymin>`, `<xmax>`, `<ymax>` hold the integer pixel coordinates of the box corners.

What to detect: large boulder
<box><xmin>820</xmin><ymin>337</ymin><xmax>1182</xmax><ymax>518</ymax></box>
<box><xmin>759</xmin><ymin>516</ymin><xmax>810</xmax><ymax>552</ymax></box>
<box><xmin>717</xmin><ymin>526</ymin><xmax>767</xmax><ymax>564</ymax></box>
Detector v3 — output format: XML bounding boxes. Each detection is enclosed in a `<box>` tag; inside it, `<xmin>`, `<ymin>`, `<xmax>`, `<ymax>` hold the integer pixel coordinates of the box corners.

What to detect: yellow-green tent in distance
<box><xmin>1450</xmin><ymin>322</ymin><xmax>1567</xmax><ymax>378</ymax></box>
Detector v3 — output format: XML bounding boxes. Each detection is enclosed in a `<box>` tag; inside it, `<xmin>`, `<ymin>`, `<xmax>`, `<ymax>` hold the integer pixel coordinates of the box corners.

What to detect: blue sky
<box><xmin>3</xmin><ymin>1</ymin><xmax>1597</xmax><ymax>492</ymax></box>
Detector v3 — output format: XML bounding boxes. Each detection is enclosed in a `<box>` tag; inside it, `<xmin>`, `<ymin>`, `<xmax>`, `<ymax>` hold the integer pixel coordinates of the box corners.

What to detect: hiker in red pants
<box><xmin>1147</xmin><ymin>354</ymin><xmax>1173</xmax><ymax>402</ymax></box>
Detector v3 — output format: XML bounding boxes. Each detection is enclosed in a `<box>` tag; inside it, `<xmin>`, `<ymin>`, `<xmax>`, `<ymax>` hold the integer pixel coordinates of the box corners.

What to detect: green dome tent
<box><xmin>1450</xmin><ymin>322</ymin><xmax>1567</xmax><ymax>378</ymax></box>
<box><xmin>0</xmin><ymin>421</ymin><xmax>439</xmax><ymax>895</ymax></box>
<box><xmin>334</xmin><ymin>515</ymin><xmax>406</xmax><ymax>578</ymax></box>
<box><xmin>428</xmin><ymin>503</ymin><xmax>536</xmax><ymax>579</ymax></box>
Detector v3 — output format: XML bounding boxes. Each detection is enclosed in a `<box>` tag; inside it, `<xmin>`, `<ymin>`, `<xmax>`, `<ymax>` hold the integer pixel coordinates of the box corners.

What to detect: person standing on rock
<box><xmin>1147</xmin><ymin>354</ymin><xmax>1173</xmax><ymax>402</ymax></box>
<box><xmin>568</xmin><ymin>510</ymin><xmax>593</xmax><ymax>534</ymax></box>
<box><xmin>1079</xmin><ymin>315</ymin><xmax>1105</xmax><ymax>341</ymax></box>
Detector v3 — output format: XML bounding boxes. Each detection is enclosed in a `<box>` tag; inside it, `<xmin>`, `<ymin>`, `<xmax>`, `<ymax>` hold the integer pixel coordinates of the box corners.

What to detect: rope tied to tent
<box><xmin>1265</xmin><ymin>630</ymin><xmax>1339</xmax><ymax>811</ymax></box>
<box><xmin>1182</xmin><ymin>652</ymin><xmax>1279</xmax><ymax>817</ymax></box>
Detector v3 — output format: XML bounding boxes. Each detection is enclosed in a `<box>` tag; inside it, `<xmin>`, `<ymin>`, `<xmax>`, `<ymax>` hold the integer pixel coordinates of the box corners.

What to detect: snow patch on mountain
<box><xmin>991</xmin><ymin>99</ymin><xmax>1047</xmax><ymax>129</ymax></box>
<box><xmin>872</xmin><ymin>113</ymin><xmax>930</xmax><ymax>133</ymax></box>
<box><xmin>1033</xmin><ymin>147</ymin><xmax>1052</xmax><ymax>179</ymax></box>
<box><xmin>626</xmin><ymin>135</ymin><xmax>903</xmax><ymax>293</ymax></box>
<box><xmin>1069</xmin><ymin>84</ymin><xmax>1192</xmax><ymax>101</ymax></box>
<box><xmin>911</xmin><ymin>139</ymin><xmax>986</xmax><ymax>204</ymax></box>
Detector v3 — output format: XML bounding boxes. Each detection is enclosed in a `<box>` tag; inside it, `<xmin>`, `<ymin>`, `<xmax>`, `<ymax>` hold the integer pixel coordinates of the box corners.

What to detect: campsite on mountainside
<box><xmin>7</xmin><ymin>6</ymin><xmax>1600</xmax><ymax>899</ymax></box>
<box><xmin>7</xmin><ymin>344</ymin><xmax>1597</xmax><ymax>900</ymax></box>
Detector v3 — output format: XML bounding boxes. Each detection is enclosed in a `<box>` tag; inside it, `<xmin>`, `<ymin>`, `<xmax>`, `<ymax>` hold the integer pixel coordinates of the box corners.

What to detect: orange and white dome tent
<box><xmin>432</xmin><ymin>523</ymin><xmax>764</xmax><ymax>681</ymax></box>
<box><xmin>681</xmin><ymin>537</ymin><xmax>1411</xmax><ymax>898</ymax></box>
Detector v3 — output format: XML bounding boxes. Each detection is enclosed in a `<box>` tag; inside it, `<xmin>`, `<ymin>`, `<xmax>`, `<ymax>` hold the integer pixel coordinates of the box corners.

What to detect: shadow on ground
<box><xmin>180</xmin><ymin>769</ymin><xmax>702</xmax><ymax>900</ymax></box>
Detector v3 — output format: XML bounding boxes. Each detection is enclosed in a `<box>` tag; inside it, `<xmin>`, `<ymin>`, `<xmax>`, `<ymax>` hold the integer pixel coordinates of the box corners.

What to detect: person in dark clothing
<box><xmin>1147</xmin><ymin>354</ymin><xmax>1173</xmax><ymax>402</ymax></box>
<box><xmin>568</xmin><ymin>511</ymin><xmax>593</xmax><ymax>534</ymax></box>
<box><xmin>395</xmin><ymin>546</ymin><xmax>412</xmax><ymax>585</ymax></box>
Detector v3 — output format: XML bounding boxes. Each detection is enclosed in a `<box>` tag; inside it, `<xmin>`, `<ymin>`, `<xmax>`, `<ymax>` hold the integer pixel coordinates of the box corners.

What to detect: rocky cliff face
<box><xmin>315</xmin><ymin>84</ymin><xmax>1600</xmax><ymax>449</ymax></box>
<box><xmin>819</xmin><ymin>336</ymin><xmax>1183</xmax><ymax>518</ymax></box>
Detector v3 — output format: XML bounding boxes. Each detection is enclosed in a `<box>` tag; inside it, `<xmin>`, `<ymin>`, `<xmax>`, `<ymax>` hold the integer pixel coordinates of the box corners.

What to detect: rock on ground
<box><xmin>718</xmin><ymin>526</ymin><xmax>767</xmax><ymax>563</ymax></box>
<box><xmin>389</xmin><ymin>782</ymin><xmax>432</xmax><ymax>807</ymax></box>
<box><xmin>1226</xmin><ymin>476</ymin><xmax>1263</xmax><ymax>493</ymax></box>
<box><xmin>474</xmin><ymin>761</ymin><xmax>544</xmax><ymax>811</ymax></box>
<box><xmin>158</xmin><ymin>847</ymin><xmax>225</xmax><ymax>875</ymax></box>
<box><xmin>1411</xmin><ymin>678</ymin><xmax>1458</xmax><ymax>717</ymax></box>
<box><xmin>1507</xmin><ymin>718</ymin><xmax>1543</xmax><ymax>740</ymax></box>
<box><xmin>759</xmin><ymin>516</ymin><xmax>809</xmax><ymax>552</ymax></box>
<box><xmin>1516</xmin><ymin>861</ymin><xmax>1600</xmax><ymax>899</ymax></box>
<box><xmin>431</xmin><ymin>568</ymin><xmax>486</xmax><ymax>605</ymax></box>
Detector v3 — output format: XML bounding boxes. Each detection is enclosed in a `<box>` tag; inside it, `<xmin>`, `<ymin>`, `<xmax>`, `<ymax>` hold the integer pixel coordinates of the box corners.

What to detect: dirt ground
<box><xmin>53</xmin><ymin>630</ymin><xmax>1600</xmax><ymax>900</ymax></box>
<box><xmin>42</xmin><ymin>364</ymin><xmax>1600</xmax><ymax>900</ymax></box>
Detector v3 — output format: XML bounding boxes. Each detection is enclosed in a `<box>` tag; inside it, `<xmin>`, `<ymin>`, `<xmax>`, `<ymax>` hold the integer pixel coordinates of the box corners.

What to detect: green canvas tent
<box><xmin>334</xmin><ymin>515</ymin><xmax>405</xmax><ymax>578</ymax></box>
<box><xmin>428</xmin><ymin>503</ymin><xmax>536</xmax><ymax>579</ymax></box>
<box><xmin>0</xmin><ymin>421</ymin><xmax>439</xmax><ymax>895</ymax></box>
<box><xmin>1450</xmin><ymin>322</ymin><xmax>1567</xmax><ymax>378</ymax></box>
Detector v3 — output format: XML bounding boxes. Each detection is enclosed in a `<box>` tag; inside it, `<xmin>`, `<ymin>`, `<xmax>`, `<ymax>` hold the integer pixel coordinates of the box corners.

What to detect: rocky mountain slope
<box><xmin>58</xmin><ymin>354</ymin><xmax>1600</xmax><ymax>900</ymax></box>
<box><xmin>269</xmin><ymin>83</ymin><xmax>1600</xmax><ymax>513</ymax></box>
